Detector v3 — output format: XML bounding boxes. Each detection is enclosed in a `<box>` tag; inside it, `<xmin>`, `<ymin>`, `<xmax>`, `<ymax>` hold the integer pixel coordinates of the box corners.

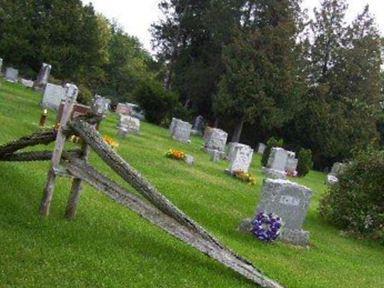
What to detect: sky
<box><xmin>81</xmin><ymin>0</ymin><xmax>384</xmax><ymax>53</ymax></box>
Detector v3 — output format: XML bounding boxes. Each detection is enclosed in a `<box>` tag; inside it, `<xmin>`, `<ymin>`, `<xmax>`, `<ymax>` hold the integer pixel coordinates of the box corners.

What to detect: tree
<box><xmin>215</xmin><ymin>0</ymin><xmax>306</xmax><ymax>142</ymax></box>
<box><xmin>152</xmin><ymin>0</ymin><xmax>243</xmax><ymax>119</ymax></box>
<box><xmin>287</xmin><ymin>1</ymin><xmax>382</xmax><ymax>168</ymax></box>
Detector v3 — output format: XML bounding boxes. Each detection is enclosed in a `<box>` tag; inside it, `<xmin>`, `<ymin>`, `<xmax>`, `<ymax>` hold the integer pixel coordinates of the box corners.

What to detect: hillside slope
<box><xmin>0</xmin><ymin>80</ymin><xmax>383</xmax><ymax>288</ymax></box>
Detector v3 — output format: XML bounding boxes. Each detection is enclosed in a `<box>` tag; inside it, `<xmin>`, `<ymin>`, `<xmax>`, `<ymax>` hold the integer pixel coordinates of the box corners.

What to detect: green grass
<box><xmin>0</xmin><ymin>79</ymin><xmax>383</xmax><ymax>288</ymax></box>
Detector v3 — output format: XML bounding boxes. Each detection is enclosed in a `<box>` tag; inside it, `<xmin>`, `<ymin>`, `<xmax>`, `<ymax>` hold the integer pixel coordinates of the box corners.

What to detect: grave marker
<box><xmin>34</xmin><ymin>63</ymin><xmax>51</xmax><ymax>89</ymax></box>
<box><xmin>241</xmin><ymin>179</ymin><xmax>312</xmax><ymax>246</ymax></box>
<box><xmin>170</xmin><ymin>119</ymin><xmax>192</xmax><ymax>143</ymax></box>
<box><xmin>227</xmin><ymin>144</ymin><xmax>254</xmax><ymax>174</ymax></box>
<box><xmin>191</xmin><ymin>115</ymin><xmax>204</xmax><ymax>135</ymax></box>
<box><xmin>118</xmin><ymin>115</ymin><xmax>140</xmax><ymax>136</ymax></box>
<box><xmin>257</xmin><ymin>143</ymin><xmax>266</xmax><ymax>155</ymax></box>
<box><xmin>21</xmin><ymin>79</ymin><xmax>34</xmax><ymax>88</ymax></box>
<box><xmin>41</xmin><ymin>83</ymin><xmax>67</xmax><ymax>110</ymax></box>
<box><xmin>5</xmin><ymin>67</ymin><xmax>18</xmax><ymax>82</ymax></box>
<box><xmin>204</xmin><ymin>128</ymin><xmax>228</xmax><ymax>159</ymax></box>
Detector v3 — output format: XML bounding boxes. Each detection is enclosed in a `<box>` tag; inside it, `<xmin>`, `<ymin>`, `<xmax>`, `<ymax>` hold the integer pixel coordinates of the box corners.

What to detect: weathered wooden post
<box><xmin>40</xmin><ymin>84</ymin><xmax>78</xmax><ymax>216</ymax></box>
<box><xmin>64</xmin><ymin>95</ymin><xmax>109</xmax><ymax>219</ymax></box>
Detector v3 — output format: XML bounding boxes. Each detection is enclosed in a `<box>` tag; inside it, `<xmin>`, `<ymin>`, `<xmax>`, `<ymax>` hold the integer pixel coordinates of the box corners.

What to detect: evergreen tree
<box><xmin>215</xmin><ymin>0</ymin><xmax>306</xmax><ymax>142</ymax></box>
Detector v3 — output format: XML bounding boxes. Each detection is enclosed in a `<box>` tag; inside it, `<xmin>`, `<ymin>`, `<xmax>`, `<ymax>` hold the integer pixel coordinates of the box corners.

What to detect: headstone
<box><xmin>0</xmin><ymin>58</ymin><xmax>3</xmax><ymax>73</ymax></box>
<box><xmin>264</xmin><ymin>147</ymin><xmax>298</xmax><ymax>179</ymax></box>
<box><xmin>116</xmin><ymin>103</ymin><xmax>132</xmax><ymax>115</ymax></box>
<box><xmin>41</xmin><ymin>83</ymin><xmax>67</xmax><ymax>110</ymax></box>
<box><xmin>227</xmin><ymin>143</ymin><xmax>254</xmax><ymax>174</ymax></box>
<box><xmin>91</xmin><ymin>95</ymin><xmax>110</xmax><ymax>116</ymax></box>
<box><xmin>191</xmin><ymin>115</ymin><xmax>204</xmax><ymax>135</ymax></box>
<box><xmin>21</xmin><ymin>79</ymin><xmax>34</xmax><ymax>88</ymax></box>
<box><xmin>169</xmin><ymin>117</ymin><xmax>177</xmax><ymax>134</ymax></box>
<box><xmin>5</xmin><ymin>67</ymin><xmax>18</xmax><ymax>83</ymax></box>
<box><xmin>242</xmin><ymin>179</ymin><xmax>312</xmax><ymax>246</ymax></box>
<box><xmin>285</xmin><ymin>151</ymin><xmax>298</xmax><ymax>175</ymax></box>
<box><xmin>34</xmin><ymin>63</ymin><xmax>51</xmax><ymax>89</ymax></box>
<box><xmin>204</xmin><ymin>128</ymin><xmax>228</xmax><ymax>158</ymax></box>
<box><xmin>118</xmin><ymin>115</ymin><xmax>140</xmax><ymax>136</ymax></box>
<box><xmin>171</xmin><ymin>119</ymin><xmax>192</xmax><ymax>143</ymax></box>
<box><xmin>257</xmin><ymin>143</ymin><xmax>266</xmax><ymax>155</ymax></box>
<box><xmin>267</xmin><ymin>147</ymin><xmax>289</xmax><ymax>171</ymax></box>
<box><xmin>211</xmin><ymin>150</ymin><xmax>221</xmax><ymax>162</ymax></box>
<box><xmin>185</xmin><ymin>155</ymin><xmax>194</xmax><ymax>165</ymax></box>
<box><xmin>326</xmin><ymin>162</ymin><xmax>347</xmax><ymax>185</ymax></box>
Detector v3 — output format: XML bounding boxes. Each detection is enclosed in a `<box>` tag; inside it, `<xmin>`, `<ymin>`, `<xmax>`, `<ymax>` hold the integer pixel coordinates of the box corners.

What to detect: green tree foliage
<box><xmin>133</xmin><ymin>79</ymin><xmax>178</xmax><ymax>125</ymax></box>
<box><xmin>261</xmin><ymin>137</ymin><xmax>284</xmax><ymax>167</ymax></box>
<box><xmin>297</xmin><ymin>149</ymin><xmax>313</xmax><ymax>177</ymax></box>
<box><xmin>152</xmin><ymin>0</ymin><xmax>243</xmax><ymax>117</ymax></box>
<box><xmin>215</xmin><ymin>0</ymin><xmax>306</xmax><ymax>142</ymax></box>
<box><xmin>287</xmin><ymin>1</ymin><xmax>382</xmax><ymax>168</ymax></box>
<box><xmin>320</xmin><ymin>149</ymin><xmax>384</xmax><ymax>242</ymax></box>
<box><xmin>0</xmin><ymin>0</ymin><xmax>157</xmax><ymax>104</ymax></box>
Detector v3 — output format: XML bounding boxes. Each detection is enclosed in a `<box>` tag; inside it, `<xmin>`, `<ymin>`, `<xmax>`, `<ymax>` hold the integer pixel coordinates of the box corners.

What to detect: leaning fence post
<box><xmin>40</xmin><ymin>84</ymin><xmax>78</xmax><ymax>216</ymax></box>
<box><xmin>64</xmin><ymin>142</ymin><xmax>90</xmax><ymax>219</ymax></box>
<box><xmin>64</xmin><ymin>95</ymin><xmax>109</xmax><ymax>219</ymax></box>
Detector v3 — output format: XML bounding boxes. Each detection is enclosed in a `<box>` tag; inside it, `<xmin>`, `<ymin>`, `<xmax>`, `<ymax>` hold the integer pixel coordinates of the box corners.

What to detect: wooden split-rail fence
<box><xmin>0</xmin><ymin>84</ymin><xmax>283</xmax><ymax>288</ymax></box>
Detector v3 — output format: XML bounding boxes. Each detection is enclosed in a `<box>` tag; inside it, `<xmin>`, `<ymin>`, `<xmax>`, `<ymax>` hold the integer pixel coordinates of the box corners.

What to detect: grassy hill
<box><xmin>0</xmin><ymin>79</ymin><xmax>383</xmax><ymax>288</ymax></box>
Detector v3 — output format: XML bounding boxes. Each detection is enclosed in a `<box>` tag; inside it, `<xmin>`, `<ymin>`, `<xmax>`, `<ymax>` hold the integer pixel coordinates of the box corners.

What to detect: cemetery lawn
<box><xmin>0</xmin><ymin>79</ymin><xmax>383</xmax><ymax>288</ymax></box>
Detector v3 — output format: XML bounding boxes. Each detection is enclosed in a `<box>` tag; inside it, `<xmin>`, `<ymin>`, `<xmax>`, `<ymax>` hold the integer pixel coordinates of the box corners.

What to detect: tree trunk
<box><xmin>231</xmin><ymin>116</ymin><xmax>245</xmax><ymax>143</ymax></box>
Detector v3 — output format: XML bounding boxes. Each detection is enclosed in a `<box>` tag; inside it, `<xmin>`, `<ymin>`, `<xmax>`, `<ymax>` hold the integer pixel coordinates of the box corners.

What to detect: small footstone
<box><xmin>185</xmin><ymin>155</ymin><xmax>194</xmax><ymax>165</ymax></box>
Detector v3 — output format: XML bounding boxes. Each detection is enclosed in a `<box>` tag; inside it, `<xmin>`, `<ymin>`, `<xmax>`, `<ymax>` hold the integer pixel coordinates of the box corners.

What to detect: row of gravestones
<box><xmin>0</xmin><ymin>59</ymin><xmax>51</xmax><ymax>90</ymax></box>
<box><xmin>0</xmin><ymin>59</ymin><xmax>114</xmax><ymax>124</ymax></box>
<box><xmin>169</xmin><ymin>117</ymin><xmax>313</xmax><ymax>246</ymax></box>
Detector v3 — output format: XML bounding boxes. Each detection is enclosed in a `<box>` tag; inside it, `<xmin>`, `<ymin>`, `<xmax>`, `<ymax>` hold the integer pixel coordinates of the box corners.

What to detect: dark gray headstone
<box><xmin>256</xmin><ymin>179</ymin><xmax>312</xmax><ymax>246</ymax></box>
<box><xmin>34</xmin><ymin>63</ymin><xmax>51</xmax><ymax>89</ymax></box>
<box><xmin>191</xmin><ymin>115</ymin><xmax>205</xmax><ymax>135</ymax></box>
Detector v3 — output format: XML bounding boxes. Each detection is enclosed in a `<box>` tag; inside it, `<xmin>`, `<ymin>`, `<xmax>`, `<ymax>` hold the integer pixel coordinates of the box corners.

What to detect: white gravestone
<box><xmin>41</xmin><ymin>83</ymin><xmax>67</xmax><ymax>110</ymax></box>
<box><xmin>5</xmin><ymin>67</ymin><xmax>18</xmax><ymax>82</ymax></box>
<box><xmin>241</xmin><ymin>179</ymin><xmax>312</xmax><ymax>246</ymax></box>
<box><xmin>171</xmin><ymin>119</ymin><xmax>192</xmax><ymax>143</ymax></box>
<box><xmin>257</xmin><ymin>143</ymin><xmax>266</xmax><ymax>155</ymax></box>
<box><xmin>227</xmin><ymin>144</ymin><xmax>254</xmax><ymax>174</ymax></box>
<box><xmin>34</xmin><ymin>63</ymin><xmax>51</xmax><ymax>89</ymax></box>
<box><xmin>21</xmin><ymin>79</ymin><xmax>34</xmax><ymax>88</ymax></box>
<box><xmin>285</xmin><ymin>151</ymin><xmax>298</xmax><ymax>175</ymax></box>
<box><xmin>0</xmin><ymin>58</ymin><xmax>3</xmax><ymax>73</ymax></box>
<box><xmin>116</xmin><ymin>103</ymin><xmax>132</xmax><ymax>115</ymax></box>
<box><xmin>118</xmin><ymin>115</ymin><xmax>140</xmax><ymax>136</ymax></box>
<box><xmin>204</xmin><ymin>128</ymin><xmax>228</xmax><ymax>158</ymax></box>
<box><xmin>91</xmin><ymin>95</ymin><xmax>110</xmax><ymax>116</ymax></box>
<box><xmin>264</xmin><ymin>147</ymin><xmax>289</xmax><ymax>179</ymax></box>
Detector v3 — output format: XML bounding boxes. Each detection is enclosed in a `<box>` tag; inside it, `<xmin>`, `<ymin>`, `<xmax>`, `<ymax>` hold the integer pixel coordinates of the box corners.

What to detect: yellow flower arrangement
<box><xmin>103</xmin><ymin>135</ymin><xmax>119</xmax><ymax>150</ymax></box>
<box><xmin>166</xmin><ymin>148</ymin><xmax>186</xmax><ymax>160</ymax></box>
<box><xmin>233</xmin><ymin>170</ymin><xmax>256</xmax><ymax>185</ymax></box>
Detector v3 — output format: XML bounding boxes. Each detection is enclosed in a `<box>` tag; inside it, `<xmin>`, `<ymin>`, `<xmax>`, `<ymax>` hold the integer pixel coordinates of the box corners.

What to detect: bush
<box><xmin>134</xmin><ymin>79</ymin><xmax>178</xmax><ymax>124</ymax></box>
<box><xmin>261</xmin><ymin>137</ymin><xmax>283</xmax><ymax>167</ymax></box>
<box><xmin>297</xmin><ymin>149</ymin><xmax>313</xmax><ymax>177</ymax></box>
<box><xmin>320</xmin><ymin>149</ymin><xmax>384</xmax><ymax>242</ymax></box>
